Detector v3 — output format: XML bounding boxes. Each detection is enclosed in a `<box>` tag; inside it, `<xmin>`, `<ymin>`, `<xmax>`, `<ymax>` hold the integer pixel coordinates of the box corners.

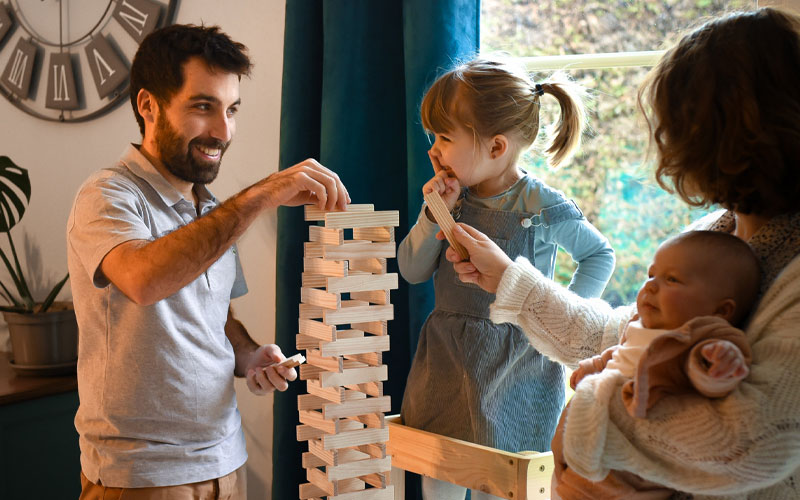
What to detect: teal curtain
<box><xmin>273</xmin><ymin>2</ymin><xmax>479</xmax><ymax>498</ymax></box>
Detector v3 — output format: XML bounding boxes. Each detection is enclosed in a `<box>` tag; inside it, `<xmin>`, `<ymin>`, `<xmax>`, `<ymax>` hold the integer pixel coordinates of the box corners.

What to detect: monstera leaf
<box><xmin>0</xmin><ymin>156</ymin><xmax>67</xmax><ymax>313</ymax></box>
<box><xmin>0</xmin><ymin>156</ymin><xmax>31</xmax><ymax>233</ymax></box>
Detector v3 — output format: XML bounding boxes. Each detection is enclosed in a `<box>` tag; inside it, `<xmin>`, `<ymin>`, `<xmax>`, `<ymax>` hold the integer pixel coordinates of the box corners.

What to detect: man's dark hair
<box><xmin>129</xmin><ymin>24</ymin><xmax>252</xmax><ymax>135</ymax></box>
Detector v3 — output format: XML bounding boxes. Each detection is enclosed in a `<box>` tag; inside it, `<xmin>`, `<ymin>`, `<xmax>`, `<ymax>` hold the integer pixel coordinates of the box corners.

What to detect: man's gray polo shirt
<box><xmin>67</xmin><ymin>144</ymin><xmax>248</xmax><ymax>487</ymax></box>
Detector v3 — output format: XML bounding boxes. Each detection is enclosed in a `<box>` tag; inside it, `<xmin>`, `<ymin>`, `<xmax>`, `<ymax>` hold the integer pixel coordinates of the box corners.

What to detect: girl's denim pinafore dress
<box><xmin>401</xmin><ymin>195</ymin><xmax>571</xmax><ymax>453</ymax></box>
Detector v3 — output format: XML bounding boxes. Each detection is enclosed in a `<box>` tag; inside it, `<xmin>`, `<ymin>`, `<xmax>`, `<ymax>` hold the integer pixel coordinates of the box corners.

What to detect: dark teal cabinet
<box><xmin>0</xmin><ymin>390</ymin><xmax>80</xmax><ymax>499</ymax></box>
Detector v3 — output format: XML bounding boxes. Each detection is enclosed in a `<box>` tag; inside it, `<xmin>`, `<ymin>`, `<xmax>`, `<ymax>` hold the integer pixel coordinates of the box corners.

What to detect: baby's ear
<box><xmin>713</xmin><ymin>299</ymin><xmax>737</xmax><ymax>323</ymax></box>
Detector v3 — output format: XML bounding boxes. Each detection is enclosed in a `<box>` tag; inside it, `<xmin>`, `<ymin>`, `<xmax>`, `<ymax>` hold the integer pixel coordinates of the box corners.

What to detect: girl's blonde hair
<box><xmin>420</xmin><ymin>58</ymin><xmax>587</xmax><ymax>168</ymax></box>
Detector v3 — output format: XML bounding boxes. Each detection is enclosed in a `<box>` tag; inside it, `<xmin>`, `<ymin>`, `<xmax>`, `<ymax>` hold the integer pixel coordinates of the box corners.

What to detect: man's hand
<box><xmin>244</xmin><ymin>344</ymin><xmax>298</xmax><ymax>395</ymax></box>
<box><xmin>258</xmin><ymin>158</ymin><xmax>350</xmax><ymax>211</ymax></box>
<box><xmin>442</xmin><ymin>223</ymin><xmax>513</xmax><ymax>293</ymax></box>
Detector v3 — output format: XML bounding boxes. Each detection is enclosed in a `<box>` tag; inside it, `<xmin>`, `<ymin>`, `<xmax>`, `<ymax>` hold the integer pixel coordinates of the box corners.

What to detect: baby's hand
<box><xmin>701</xmin><ymin>340</ymin><xmax>749</xmax><ymax>379</ymax></box>
<box><xmin>423</xmin><ymin>151</ymin><xmax>460</xmax><ymax>212</ymax></box>
<box><xmin>570</xmin><ymin>345</ymin><xmax>618</xmax><ymax>389</ymax></box>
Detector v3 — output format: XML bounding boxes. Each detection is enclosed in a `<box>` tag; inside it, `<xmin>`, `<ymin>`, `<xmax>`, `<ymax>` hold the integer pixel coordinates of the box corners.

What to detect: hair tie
<box><xmin>534</xmin><ymin>83</ymin><xmax>544</xmax><ymax>97</ymax></box>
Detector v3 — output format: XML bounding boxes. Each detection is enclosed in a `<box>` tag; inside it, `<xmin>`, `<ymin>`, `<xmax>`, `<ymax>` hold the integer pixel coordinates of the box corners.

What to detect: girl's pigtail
<box><xmin>539</xmin><ymin>72</ymin><xmax>588</xmax><ymax>168</ymax></box>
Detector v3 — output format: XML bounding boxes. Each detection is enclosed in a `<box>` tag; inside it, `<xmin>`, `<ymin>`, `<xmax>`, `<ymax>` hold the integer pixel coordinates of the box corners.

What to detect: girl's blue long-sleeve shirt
<box><xmin>399</xmin><ymin>173</ymin><xmax>615</xmax><ymax>299</ymax></box>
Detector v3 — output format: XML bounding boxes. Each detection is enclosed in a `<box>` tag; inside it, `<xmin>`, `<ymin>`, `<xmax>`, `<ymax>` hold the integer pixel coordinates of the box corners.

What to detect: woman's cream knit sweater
<box><xmin>490</xmin><ymin>253</ymin><xmax>800</xmax><ymax>499</ymax></box>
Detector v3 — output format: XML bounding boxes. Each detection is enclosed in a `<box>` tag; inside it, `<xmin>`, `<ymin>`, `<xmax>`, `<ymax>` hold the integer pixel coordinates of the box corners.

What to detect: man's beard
<box><xmin>155</xmin><ymin>113</ymin><xmax>229</xmax><ymax>185</ymax></box>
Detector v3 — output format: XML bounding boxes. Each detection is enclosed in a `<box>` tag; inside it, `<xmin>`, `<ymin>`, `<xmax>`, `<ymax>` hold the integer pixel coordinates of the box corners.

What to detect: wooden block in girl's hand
<box><xmin>278</xmin><ymin>353</ymin><xmax>306</xmax><ymax>368</ymax></box>
<box><xmin>423</xmin><ymin>190</ymin><xmax>469</xmax><ymax>260</ymax></box>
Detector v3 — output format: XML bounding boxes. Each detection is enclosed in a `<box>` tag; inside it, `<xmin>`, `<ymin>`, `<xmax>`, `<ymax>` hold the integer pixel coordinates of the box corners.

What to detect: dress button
<box><xmin>521</xmin><ymin>218</ymin><xmax>532</xmax><ymax>228</ymax></box>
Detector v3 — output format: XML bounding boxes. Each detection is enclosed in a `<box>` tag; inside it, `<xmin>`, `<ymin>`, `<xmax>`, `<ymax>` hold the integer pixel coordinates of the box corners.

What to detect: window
<box><xmin>481</xmin><ymin>0</ymin><xmax>757</xmax><ymax>306</ymax></box>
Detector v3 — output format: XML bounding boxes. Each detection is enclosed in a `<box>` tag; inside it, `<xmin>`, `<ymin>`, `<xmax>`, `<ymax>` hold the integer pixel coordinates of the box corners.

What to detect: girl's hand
<box><xmin>423</xmin><ymin>150</ymin><xmax>461</xmax><ymax>212</ymax></box>
<box><xmin>244</xmin><ymin>344</ymin><xmax>298</xmax><ymax>395</ymax></box>
<box><xmin>442</xmin><ymin>223</ymin><xmax>513</xmax><ymax>293</ymax></box>
<box><xmin>701</xmin><ymin>340</ymin><xmax>749</xmax><ymax>379</ymax></box>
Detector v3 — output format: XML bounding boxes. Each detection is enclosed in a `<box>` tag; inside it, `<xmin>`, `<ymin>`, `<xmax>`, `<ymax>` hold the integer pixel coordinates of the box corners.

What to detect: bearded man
<box><xmin>67</xmin><ymin>24</ymin><xmax>349</xmax><ymax>500</ymax></box>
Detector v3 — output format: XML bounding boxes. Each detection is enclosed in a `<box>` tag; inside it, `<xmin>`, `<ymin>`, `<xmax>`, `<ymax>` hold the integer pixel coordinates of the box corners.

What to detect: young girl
<box><xmin>398</xmin><ymin>58</ymin><xmax>616</xmax><ymax>500</ymax></box>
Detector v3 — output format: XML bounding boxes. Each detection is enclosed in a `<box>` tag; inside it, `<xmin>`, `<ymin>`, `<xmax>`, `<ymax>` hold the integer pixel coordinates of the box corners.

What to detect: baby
<box><xmin>571</xmin><ymin>230</ymin><xmax>761</xmax><ymax>415</ymax></box>
<box><xmin>553</xmin><ymin>230</ymin><xmax>761</xmax><ymax>499</ymax></box>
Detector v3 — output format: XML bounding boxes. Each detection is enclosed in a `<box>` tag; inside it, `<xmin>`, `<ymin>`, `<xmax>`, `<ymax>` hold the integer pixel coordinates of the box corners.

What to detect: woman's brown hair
<box><xmin>420</xmin><ymin>58</ymin><xmax>587</xmax><ymax>168</ymax></box>
<box><xmin>639</xmin><ymin>8</ymin><xmax>800</xmax><ymax>216</ymax></box>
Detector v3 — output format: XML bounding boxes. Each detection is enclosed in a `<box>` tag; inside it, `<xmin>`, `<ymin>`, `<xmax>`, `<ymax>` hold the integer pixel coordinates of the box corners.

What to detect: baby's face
<box><xmin>636</xmin><ymin>241</ymin><xmax>724</xmax><ymax>329</ymax></box>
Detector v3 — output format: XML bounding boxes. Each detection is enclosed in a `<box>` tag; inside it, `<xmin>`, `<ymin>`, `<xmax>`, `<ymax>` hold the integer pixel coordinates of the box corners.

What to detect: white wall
<box><xmin>0</xmin><ymin>1</ymin><xmax>286</xmax><ymax>498</ymax></box>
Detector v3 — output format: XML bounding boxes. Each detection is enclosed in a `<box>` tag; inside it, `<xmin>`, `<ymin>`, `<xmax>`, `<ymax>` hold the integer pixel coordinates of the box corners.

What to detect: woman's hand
<box><xmin>441</xmin><ymin>223</ymin><xmax>513</xmax><ymax>293</ymax></box>
<box><xmin>422</xmin><ymin>151</ymin><xmax>461</xmax><ymax>214</ymax></box>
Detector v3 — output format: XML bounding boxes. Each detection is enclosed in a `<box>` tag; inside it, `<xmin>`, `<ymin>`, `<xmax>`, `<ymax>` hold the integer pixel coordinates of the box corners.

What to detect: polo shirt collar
<box><xmin>119</xmin><ymin>144</ymin><xmax>218</xmax><ymax>212</ymax></box>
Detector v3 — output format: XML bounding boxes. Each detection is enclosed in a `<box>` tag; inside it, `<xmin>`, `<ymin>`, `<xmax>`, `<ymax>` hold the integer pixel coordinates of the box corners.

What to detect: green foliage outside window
<box><xmin>481</xmin><ymin>0</ymin><xmax>755</xmax><ymax>306</ymax></box>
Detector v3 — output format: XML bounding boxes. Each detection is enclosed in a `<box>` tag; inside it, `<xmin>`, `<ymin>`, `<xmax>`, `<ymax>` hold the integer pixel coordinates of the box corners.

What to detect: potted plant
<box><xmin>0</xmin><ymin>155</ymin><xmax>74</xmax><ymax>373</ymax></box>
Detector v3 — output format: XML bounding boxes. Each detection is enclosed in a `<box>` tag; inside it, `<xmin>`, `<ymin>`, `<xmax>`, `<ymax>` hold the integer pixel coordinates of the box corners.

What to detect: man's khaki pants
<box><xmin>79</xmin><ymin>466</ymin><xmax>246</xmax><ymax>500</ymax></box>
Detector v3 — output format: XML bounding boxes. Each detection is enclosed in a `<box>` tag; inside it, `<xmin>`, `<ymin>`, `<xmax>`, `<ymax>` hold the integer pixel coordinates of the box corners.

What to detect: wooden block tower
<box><xmin>296</xmin><ymin>204</ymin><xmax>399</xmax><ymax>500</ymax></box>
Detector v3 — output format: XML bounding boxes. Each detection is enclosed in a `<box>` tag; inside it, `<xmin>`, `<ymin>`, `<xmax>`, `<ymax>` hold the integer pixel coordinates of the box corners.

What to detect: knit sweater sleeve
<box><xmin>563</xmin><ymin>255</ymin><xmax>800</xmax><ymax>497</ymax></box>
<box><xmin>490</xmin><ymin>256</ymin><xmax>632</xmax><ymax>366</ymax></box>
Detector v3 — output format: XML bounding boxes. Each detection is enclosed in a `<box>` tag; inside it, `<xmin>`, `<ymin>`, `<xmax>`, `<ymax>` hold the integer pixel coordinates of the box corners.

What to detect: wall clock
<box><xmin>0</xmin><ymin>0</ymin><xmax>178</xmax><ymax>123</ymax></box>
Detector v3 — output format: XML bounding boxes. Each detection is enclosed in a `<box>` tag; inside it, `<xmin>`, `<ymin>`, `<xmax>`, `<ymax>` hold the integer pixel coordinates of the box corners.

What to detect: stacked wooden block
<box><xmin>296</xmin><ymin>204</ymin><xmax>400</xmax><ymax>500</ymax></box>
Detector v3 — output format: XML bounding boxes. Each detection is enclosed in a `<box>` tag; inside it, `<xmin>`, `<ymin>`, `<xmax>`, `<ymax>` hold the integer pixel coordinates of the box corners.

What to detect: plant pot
<box><xmin>3</xmin><ymin>301</ymin><xmax>78</xmax><ymax>368</ymax></box>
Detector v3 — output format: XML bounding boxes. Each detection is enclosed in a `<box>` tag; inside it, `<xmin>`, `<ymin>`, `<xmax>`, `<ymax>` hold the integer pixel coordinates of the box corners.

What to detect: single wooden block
<box><xmin>353</xmin><ymin>226</ymin><xmax>395</xmax><ymax>243</ymax></box>
<box><xmin>309</xmin><ymin>439</ymin><xmax>372</xmax><ymax>467</ymax></box>
<box><xmin>278</xmin><ymin>353</ymin><xmax>306</xmax><ymax>368</ymax></box>
<box><xmin>342</xmin><ymin>299</ymin><xmax>370</xmax><ymax>308</ymax></box>
<box><xmin>324</xmin><ymin>305</ymin><xmax>394</xmax><ymax>326</ymax></box>
<box><xmin>346</xmin><ymin>381</ymin><xmax>383</xmax><ymax>397</ymax></box>
<box><xmin>323</xmin><ymin>427</ymin><xmax>390</xmax><ymax>451</ymax></box>
<box><xmin>304</xmin><ymin>257</ymin><xmax>348</xmax><ymax>277</ymax></box>
<box><xmin>304</xmin><ymin>242</ymin><xmax>325</xmax><ymax>258</ymax></box>
<box><xmin>302</xmin><ymin>272</ymin><xmax>328</xmax><ymax>288</ymax></box>
<box><xmin>324</xmin><ymin>210</ymin><xmax>400</xmax><ymax>229</ymax></box>
<box><xmin>351</xmin><ymin>320</ymin><xmax>388</xmax><ymax>336</ymax></box>
<box><xmin>307</xmin><ymin>379</ymin><xmax>346</xmax><ymax>403</ymax></box>
<box><xmin>297</xmin><ymin>423</ymin><xmax>326</xmax><ymax>442</ymax></box>
<box><xmin>303</xmin><ymin>451</ymin><xmax>328</xmax><ymax>468</ymax></box>
<box><xmin>345</xmin><ymin>351</ymin><xmax>382</xmax><ymax>367</ymax></box>
<box><xmin>351</xmin><ymin>412</ymin><xmax>386</xmax><ymax>432</ymax></box>
<box><xmin>362</xmin><ymin>471</ymin><xmax>389</xmax><ymax>489</ymax></box>
<box><xmin>327</xmin><ymin>456</ymin><xmax>392</xmax><ymax>481</ymax></box>
<box><xmin>330</xmin><ymin>485</ymin><xmax>394</xmax><ymax>500</ymax></box>
<box><xmin>336</xmin><ymin>329</ymin><xmax>365</xmax><ymax>339</ymax></box>
<box><xmin>326</xmin><ymin>273</ymin><xmax>398</xmax><ymax>293</ymax></box>
<box><xmin>320</xmin><ymin>365</ymin><xmax>388</xmax><ymax>388</ymax></box>
<box><xmin>306</xmin><ymin>467</ymin><xmax>365</xmax><ymax>497</ymax></box>
<box><xmin>323</xmin><ymin>395</ymin><xmax>392</xmax><ymax>420</ymax></box>
<box><xmin>307</xmin><ymin>349</ymin><xmax>344</xmax><ymax>373</ymax></box>
<box><xmin>300</xmin><ymin>363</ymin><xmax>326</xmax><ymax>381</ymax></box>
<box><xmin>297</xmin><ymin>333</ymin><xmax>321</xmax><ymax>350</ymax></box>
<box><xmin>359</xmin><ymin>442</ymin><xmax>387</xmax><ymax>460</ymax></box>
<box><xmin>305</xmin><ymin>204</ymin><xmax>375</xmax><ymax>221</ymax></box>
<box><xmin>423</xmin><ymin>190</ymin><xmax>469</xmax><ymax>260</ymax></box>
<box><xmin>299</xmin><ymin>303</ymin><xmax>325</xmax><ymax>320</ymax></box>
<box><xmin>299</xmin><ymin>319</ymin><xmax>336</xmax><ymax>342</ymax></box>
<box><xmin>323</xmin><ymin>241</ymin><xmax>396</xmax><ymax>260</ymax></box>
<box><xmin>321</xmin><ymin>335</ymin><xmax>390</xmax><ymax>357</ymax></box>
<box><xmin>299</xmin><ymin>481</ymin><xmax>328</xmax><ymax>500</ymax></box>
<box><xmin>350</xmin><ymin>290</ymin><xmax>390</xmax><ymax>305</ymax></box>
<box><xmin>309</xmin><ymin>225</ymin><xmax>344</xmax><ymax>245</ymax></box>
<box><xmin>299</xmin><ymin>391</ymin><xmax>367</xmax><ymax>412</ymax></box>
<box><xmin>349</xmin><ymin>258</ymin><xmax>387</xmax><ymax>274</ymax></box>
<box><xmin>301</xmin><ymin>287</ymin><xmax>341</xmax><ymax>310</ymax></box>
<box><xmin>299</xmin><ymin>409</ymin><xmax>338</xmax><ymax>434</ymax></box>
